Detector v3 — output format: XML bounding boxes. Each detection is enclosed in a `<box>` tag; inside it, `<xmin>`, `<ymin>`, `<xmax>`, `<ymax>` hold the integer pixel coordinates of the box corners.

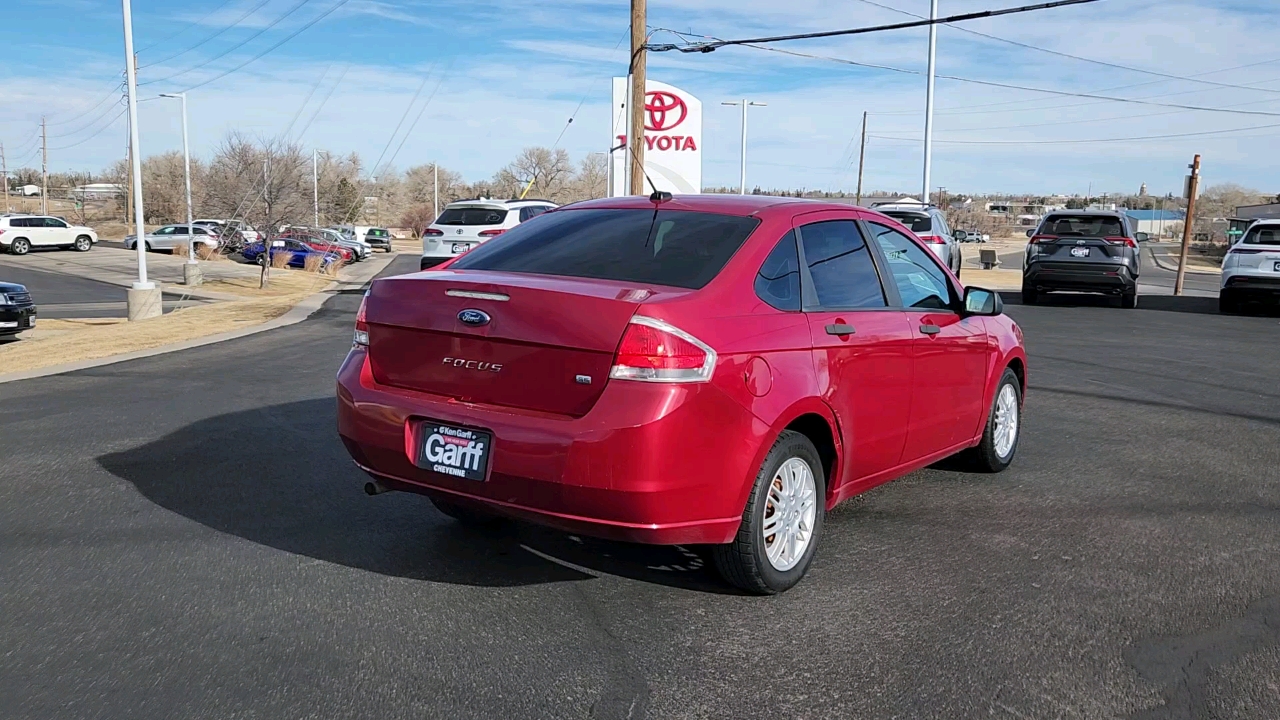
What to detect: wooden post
<box><xmin>628</xmin><ymin>0</ymin><xmax>647</xmax><ymax>196</ymax></box>
<box><xmin>1174</xmin><ymin>154</ymin><xmax>1201</xmax><ymax>296</ymax></box>
<box><xmin>855</xmin><ymin>111</ymin><xmax>867</xmax><ymax>206</ymax></box>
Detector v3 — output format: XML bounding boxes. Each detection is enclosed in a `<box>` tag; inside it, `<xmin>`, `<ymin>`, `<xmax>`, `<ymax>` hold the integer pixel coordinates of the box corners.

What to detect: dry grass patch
<box><xmin>0</xmin><ymin>296</ymin><xmax>305</xmax><ymax>374</ymax></box>
<box><xmin>200</xmin><ymin>267</ymin><xmax>335</xmax><ymax>298</ymax></box>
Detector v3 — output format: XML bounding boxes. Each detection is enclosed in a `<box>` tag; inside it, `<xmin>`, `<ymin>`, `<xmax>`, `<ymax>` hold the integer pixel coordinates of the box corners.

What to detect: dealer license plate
<box><xmin>451</xmin><ymin>242</ymin><xmax>471</xmax><ymax>254</ymax></box>
<box><xmin>1273</xmin><ymin>260</ymin><xmax>1280</xmax><ymax>272</ymax></box>
<box><xmin>417</xmin><ymin>421</ymin><xmax>492</xmax><ymax>481</ymax></box>
<box><xmin>1070</xmin><ymin>247</ymin><xmax>1090</xmax><ymax>258</ymax></box>
<box><xmin>25</xmin><ymin>316</ymin><xmax>35</xmax><ymax>328</ymax></box>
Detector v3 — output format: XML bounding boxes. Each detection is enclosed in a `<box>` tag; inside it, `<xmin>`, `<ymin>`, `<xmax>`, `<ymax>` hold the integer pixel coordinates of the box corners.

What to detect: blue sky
<box><xmin>3</xmin><ymin>0</ymin><xmax>1280</xmax><ymax>195</ymax></box>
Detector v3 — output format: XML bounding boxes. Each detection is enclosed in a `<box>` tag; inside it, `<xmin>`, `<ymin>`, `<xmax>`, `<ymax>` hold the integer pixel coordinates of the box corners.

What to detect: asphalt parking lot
<box><xmin>1</xmin><ymin>255</ymin><xmax>1277</xmax><ymax>719</ymax></box>
<box><xmin>0</xmin><ymin>263</ymin><xmax>201</xmax><ymax>318</ymax></box>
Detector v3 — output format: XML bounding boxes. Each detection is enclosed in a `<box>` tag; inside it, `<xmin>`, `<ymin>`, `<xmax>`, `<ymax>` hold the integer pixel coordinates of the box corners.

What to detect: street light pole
<box><xmin>312</xmin><ymin>148</ymin><xmax>319</xmax><ymax>227</ymax></box>
<box><xmin>159</xmin><ymin>92</ymin><xmax>197</xmax><ymax>280</ymax></box>
<box><xmin>122</xmin><ymin>0</ymin><xmax>160</xmax><ymax>320</ymax></box>
<box><xmin>722</xmin><ymin>99</ymin><xmax>766</xmax><ymax>195</ymax></box>
<box><xmin>921</xmin><ymin>0</ymin><xmax>939</xmax><ymax>203</ymax></box>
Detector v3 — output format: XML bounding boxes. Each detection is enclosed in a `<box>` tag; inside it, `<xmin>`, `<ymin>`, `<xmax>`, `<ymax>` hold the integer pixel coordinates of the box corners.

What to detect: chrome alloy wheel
<box><xmin>993</xmin><ymin>383</ymin><xmax>1019</xmax><ymax>459</ymax></box>
<box><xmin>762</xmin><ymin>457</ymin><xmax>818</xmax><ymax>572</ymax></box>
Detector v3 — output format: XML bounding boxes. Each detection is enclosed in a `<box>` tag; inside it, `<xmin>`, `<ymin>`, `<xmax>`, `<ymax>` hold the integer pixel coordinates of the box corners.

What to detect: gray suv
<box><xmin>1022</xmin><ymin>210</ymin><xmax>1147</xmax><ymax>308</ymax></box>
<box><xmin>871</xmin><ymin>202</ymin><xmax>963</xmax><ymax>276</ymax></box>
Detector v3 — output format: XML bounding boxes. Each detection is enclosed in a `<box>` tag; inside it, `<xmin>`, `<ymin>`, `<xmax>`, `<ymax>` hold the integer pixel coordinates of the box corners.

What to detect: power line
<box><xmin>851</xmin><ymin>0</ymin><xmax>1280</xmax><ymax>96</ymax></box>
<box><xmin>384</xmin><ymin>66</ymin><xmax>451</xmax><ymax>173</ymax></box>
<box><xmin>293</xmin><ymin>64</ymin><xmax>349</xmax><ymax>141</ymax></box>
<box><xmin>173</xmin><ymin>0</ymin><xmax>352</xmax><ymax>94</ymax></box>
<box><xmin>645</xmin><ymin>0</ymin><xmax>1100</xmax><ymax>53</ymax></box>
<box><xmin>48</xmin><ymin>108</ymin><xmax>128</xmax><ymax>151</ymax></box>
<box><xmin>136</xmin><ymin>0</ymin><xmax>244</xmax><ymax>55</ymax></box>
<box><xmin>368</xmin><ymin>68</ymin><xmax>436</xmax><ymax>179</ymax></box>
<box><xmin>869</xmin><ymin>120</ymin><xmax>1280</xmax><ymax>145</ymax></box>
<box><xmin>47</xmin><ymin>97</ymin><xmax>127</xmax><ymax>142</ymax></box>
<box><xmin>140</xmin><ymin>0</ymin><xmax>315</xmax><ymax>85</ymax></box>
<box><xmin>45</xmin><ymin>83</ymin><xmax>125</xmax><ymax>127</ymax></box>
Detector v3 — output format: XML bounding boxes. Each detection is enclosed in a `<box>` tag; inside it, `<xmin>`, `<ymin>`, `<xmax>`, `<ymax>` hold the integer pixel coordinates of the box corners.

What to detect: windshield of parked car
<box><xmin>881</xmin><ymin>211</ymin><xmax>932</xmax><ymax>233</ymax></box>
<box><xmin>1240</xmin><ymin>225</ymin><xmax>1280</xmax><ymax>245</ymax></box>
<box><xmin>1040</xmin><ymin>215</ymin><xmax>1125</xmax><ymax>237</ymax></box>
<box><xmin>451</xmin><ymin>208</ymin><xmax>760</xmax><ymax>289</ymax></box>
<box><xmin>437</xmin><ymin>207</ymin><xmax>508</xmax><ymax>226</ymax></box>
<box><xmin>367</xmin><ymin>228</ymin><xmax>389</xmax><ymax>237</ymax></box>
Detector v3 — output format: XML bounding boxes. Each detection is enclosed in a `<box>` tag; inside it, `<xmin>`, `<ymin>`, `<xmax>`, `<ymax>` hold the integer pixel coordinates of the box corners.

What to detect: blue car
<box><xmin>242</xmin><ymin>239</ymin><xmax>341</xmax><ymax>269</ymax></box>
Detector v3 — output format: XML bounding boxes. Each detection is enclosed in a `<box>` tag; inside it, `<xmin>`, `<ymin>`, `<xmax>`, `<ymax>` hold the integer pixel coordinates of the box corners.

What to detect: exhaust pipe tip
<box><xmin>364</xmin><ymin>480</ymin><xmax>391</xmax><ymax>496</ymax></box>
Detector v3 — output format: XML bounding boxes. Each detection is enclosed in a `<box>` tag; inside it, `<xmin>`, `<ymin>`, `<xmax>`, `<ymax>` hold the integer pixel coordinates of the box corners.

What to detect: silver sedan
<box><xmin>124</xmin><ymin>224</ymin><xmax>221</xmax><ymax>253</ymax></box>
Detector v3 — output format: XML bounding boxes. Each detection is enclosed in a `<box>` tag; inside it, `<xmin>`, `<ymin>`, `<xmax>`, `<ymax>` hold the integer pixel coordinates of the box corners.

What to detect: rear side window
<box><xmin>519</xmin><ymin>206</ymin><xmax>549</xmax><ymax>222</ymax></box>
<box><xmin>1241</xmin><ymin>226</ymin><xmax>1280</xmax><ymax>245</ymax></box>
<box><xmin>882</xmin><ymin>211</ymin><xmax>932</xmax><ymax>234</ymax></box>
<box><xmin>452</xmin><ymin>209</ymin><xmax>760</xmax><ymax>290</ymax></box>
<box><xmin>799</xmin><ymin>220</ymin><xmax>886</xmax><ymax>309</ymax></box>
<box><xmin>755</xmin><ymin>231</ymin><xmax>801</xmax><ymax>311</ymax></box>
<box><xmin>1040</xmin><ymin>215</ymin><xmax>1125</xmax><ymax>237</ymax></box>
<box><xmin>437</xmin><ymin>208</ymin><xmax>508</xmax><ymax>226</ymax></box>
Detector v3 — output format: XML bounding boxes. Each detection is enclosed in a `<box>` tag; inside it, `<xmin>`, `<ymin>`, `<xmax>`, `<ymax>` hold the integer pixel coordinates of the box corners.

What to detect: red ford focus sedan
<box><xmin>337</xmin><ymin>194</ymin><xmax>1027</xmax><ymax>594</ymax></box>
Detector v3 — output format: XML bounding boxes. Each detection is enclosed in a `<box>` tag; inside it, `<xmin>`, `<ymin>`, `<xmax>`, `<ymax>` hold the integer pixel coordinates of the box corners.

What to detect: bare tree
<box><xmin>493</xmin><ymin>147</ymin><xmax>573</xmax><ymax>202</ymax></box>
<box><xmin>573</xmin><ymin>154</ymin><xmax>607</xmax><ymax>201</ymax></box>
<box><xmin>140</xmin><ymin>151</ymin><xmax>202</xmax><ymax>224</ymax></box>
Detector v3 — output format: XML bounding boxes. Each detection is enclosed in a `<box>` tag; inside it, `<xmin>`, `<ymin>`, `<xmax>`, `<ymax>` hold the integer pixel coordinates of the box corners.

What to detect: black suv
<box><xmin>0</xmin><ymin>282</ymin><xmax>36</xmax><ymax>336</ymax></box>
<box><xmin>1022</xmin><ymin>211</ymin><xmax>1147</xmax><ymax>308</ymax></box>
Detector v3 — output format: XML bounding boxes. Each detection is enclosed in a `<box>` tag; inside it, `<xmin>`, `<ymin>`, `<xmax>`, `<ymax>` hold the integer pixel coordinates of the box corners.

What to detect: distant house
<box><xmin>1124</xmin><ymin>209</ymin><xmax>1185</xmax><ymax>237</ymax></box>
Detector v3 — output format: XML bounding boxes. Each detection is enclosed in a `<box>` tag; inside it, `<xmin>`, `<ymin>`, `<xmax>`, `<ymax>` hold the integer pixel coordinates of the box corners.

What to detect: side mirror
<box><xmin>963</xmin><ymin>286</ymin><xmax>1003</xmax><ymax>316</ymax></box>
<box><xmin>1135</xmin><ymin>232</ymin><xmax>1149</xmax><ymax>243</ymax></box>
<box><xmin>954</xmin><ymin>230</ymin><xmax>968</xmax><ymax>241</ymax></box>
<box><xmin>1025</xmin><ymin>228</ymin><xmax>1035</xmax><ymax>238</ymax></box>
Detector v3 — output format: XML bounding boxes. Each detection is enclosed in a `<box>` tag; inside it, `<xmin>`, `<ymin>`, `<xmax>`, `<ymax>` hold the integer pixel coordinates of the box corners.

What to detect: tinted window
<box><xmin>519</xmin><ymin>207</ymin><xmax>549</xmax><ymax>222</ymax></box>
<box><xmin>1040</xmin><ymin>214</ymin><xmax>1125</xmax><ymax>237</ymax></box>
<box><xmin>799</xmin><ymin>220</ymin><xmax>886</xmax><ymax>309</ymax></box>
<box><xmin>754</xmin><ymin>231</ymin><xmax>801</xmax><ymax>311</ymax></box>
<box><xmin>193</xmin><ymin>226</ymin><xmax>209</xmax><ymax>235</ymax></box>
<box><xmin>155</xmin><ymin>226</ymin><xmax>175</xmax><ymax>235</ymax></box>
<box><xmin>868</xmin><ymin>222</ymin><xmax>953</xmax><ymax>310</ymax></box>
<box><xmin>9</xmin><ymin>218</ymin><xmax>31</xmax><ymax>228</ymax></box>
<box><xmin>367</xmin><ymin>228</ymin><xmax>389</xmax><ymax>237</ymax></box>
<box><xmin>452</xmin><ymin>209</ymin><xmax>760</xmax><ymax>290</ymax></box>
<box><xmin>1242</xmin><ymin>226</ymin><xmax>1280</xmax><ymax>245</ymax></box>
<box><xmin>437</xmin><ymin>207</ymin><xmax>508</xmax><ymax>226</ymax></box>
<box><xmin>882</xmin><ymin>211</ymin><xmax>932</xmax><ymax>233</ymax></box>
<box><xmin>44</xmin><ymin>218</ymin><xmax>68</xmax><ymax>228</ymax></box>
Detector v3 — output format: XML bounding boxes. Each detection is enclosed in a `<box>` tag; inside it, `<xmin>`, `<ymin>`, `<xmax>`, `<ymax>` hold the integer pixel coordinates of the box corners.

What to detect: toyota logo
<box><xmin>457</xmin><ymin>309</ymin><xmax>491</xmax><ymax>326</ymax></box>
<box><xmin>644</xmin><ymin>91</ymin><xmax>687</xmax><ymax>132</ymax></box>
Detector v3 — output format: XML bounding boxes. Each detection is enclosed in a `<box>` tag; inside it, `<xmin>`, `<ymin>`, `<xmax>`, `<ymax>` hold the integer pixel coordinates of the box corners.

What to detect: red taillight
<box><xmin>353</xmin><ymin>294</ymin><xmax>369</xmax><ymax>346</ymax></box>
<box><xmin>919</xmin><ymin>234</ymin><xmax>946</xmax><ymax>244</ymax></box>
<box><xmin>1029</xmin><ymin>235</ymin><xmax>1057</xmax><ymax>244</ymax></box>
<box><xmin>610</xmin><ymin>317</ymin><xmax>715</xmax><ymax>383</ymax></box>
<box><xmin>425</xmin><ymin>228</ymin><xmax>444</xmax><ymax>237</ymax></box>
<box><xmin>478</xmin><ymin>229</ymin><xmax>506</xmax><ymax>237</ymax></box>
<box><xmin>1105</xmin><ymin>236</ymin><xmax>1136</xmax><ymax>248</ymax></box>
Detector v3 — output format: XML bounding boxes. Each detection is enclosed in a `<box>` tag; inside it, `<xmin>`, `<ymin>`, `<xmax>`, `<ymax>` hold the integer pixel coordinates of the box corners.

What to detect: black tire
<box><xmin>1219</xmin><ymin>290</ymin><xmax>1239</xmax><ymax>314</ymax></box>
<box><xmin>1021</xmin><ymin>285</ymin><xmax>1037</xmax><ymax>305</ymax></box>
<box><xmin>961</xmin><ymin>368</ymin><xmax>1022</xmax><ymax>473</ymax></box>
<box><xmin>10</xmin><ymin>238</ymin><xmax>30</xmax><ymax>255</ymax></box>
<box><xmin>1120</xmin><ymin>291</ymin><xmax>1137</xmax><ymax>309</ymax></box>
<box><xmin>713</xmin><ymin>430</ymin><xmax>826</xmax><ymax>595</ymax></box>
<box><xmin>143</xmin><ymin>241</ymin><xmax>153</xmax><ymax>253</ymax></box>
<box><xmin>953</xmin><ymin>249</ymin><xmax>962</xmax><ymax>279</ymax></box>
<box><xmin>429</xmin><ymin>496</ymin><xmax>503</xmax><ymax>526</ymax></box>
<box><xmin>72</xmin><ymin>235</ymin><xmax>93</xmax><ymax>252</ymax></box>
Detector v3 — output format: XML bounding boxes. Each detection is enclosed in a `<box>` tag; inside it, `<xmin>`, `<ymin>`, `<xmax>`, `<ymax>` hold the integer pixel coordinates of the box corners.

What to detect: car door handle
<box><xmin>919</xmin><ymin>324</ymin><xmax>942</xmax><ymax>335</ymax></box>
<box><xmin>825</xmin><ymin>323</ymin><xmax>856</xmax><ymax>336</ymax></box>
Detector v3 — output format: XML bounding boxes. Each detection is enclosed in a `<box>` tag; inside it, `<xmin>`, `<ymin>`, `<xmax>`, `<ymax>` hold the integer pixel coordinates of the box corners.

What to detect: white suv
<box><xmin>421</xmin><ymin>198</ymin><xmax>556</xmax><ymax>270</ymax></box>
<box><xmin>0</xmin><ymin>215</ymin><xmax>98</xmax><ymax>255</ymax></box>
<box><xmin>1220</xmin><ymin>219</ymin><xmax>1280</xmax><ymax>313</ymax></box>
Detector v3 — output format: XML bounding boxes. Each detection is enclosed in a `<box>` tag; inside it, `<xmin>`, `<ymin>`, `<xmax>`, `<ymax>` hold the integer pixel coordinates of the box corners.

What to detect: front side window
<box><xmin>868</xmin><ymin>222</ymin><xmax>953</xmax><ymax>310</ymax></box>
<box><xmin>155</xmin><ymin>226</ymin><xmax>175</xmax><ymax>235</ymax></box>
<box><xmin>755</xmin><ymin>231</ymin><xmax>801</xmax><ymax>311</ymax></box>
<box><xmin>799</xmin><ymin>220</ymin><xmax>886</xmax><ymax>310</ymax></box>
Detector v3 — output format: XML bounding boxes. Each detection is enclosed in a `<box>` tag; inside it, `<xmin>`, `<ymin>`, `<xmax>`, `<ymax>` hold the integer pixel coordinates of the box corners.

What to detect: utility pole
<box><xmin>40</xmin><ymin>117</ymin><xmax>48</xmax><ymax>215</ymax></box>
<box><xmin>261</xmin><ymin>157</ymin><xmax>271</xmax><ymax>289</ymax></box>
<box><xmin>122</xmin><ymin>0</ymin><xmax>159</xmax><ymax>320</ymax></box>
<box><xmin>722</xmin><ymin>99</ymin><xmax>766</xmax><ymax>195</ymax></box>
<box><xmin>855</xmin><ymin>111</ymin><xmax>867</xmax><ymax>205</ymax></box>
<box><xmin>1174</xmin><ymin>154</ymin><xmax>1201</xmax><ymax>296</ymax></box>
<box><xmin>920</xmin><ymin>0</ymin><xmax>939</xmax><ymax>203</ymax></box>
<box><xmin>1</xmin><ymin>142</ymin><xmax>8</xmax><ymax>212</ymax></box>
<box><xmin>125</xmin><ymin>114</ymin><xmax>133</xmax><ymax>225</ymax></box>
<box><xmin>628</xmin><ymin>0</ymin><xmax>647</xmax><ymax>196</ymax></box>
<box><xmin>160</xmin><ymin>92</ymin><xmax>198</xmax><ymax>284</ymax></box>
<box><xmin>938</xmin><ymin>186</ymin><xmax>947</xmax><ymax>209</ymax></box>
<box><xmin>433</xmin><ymin>162</ymin><xmax>438</xmax><ymax>220</ymax></box>
<box><xmin>312</xmin><ymin>149</ymin><xmax>319</xmax><ymax>227</ymax></box>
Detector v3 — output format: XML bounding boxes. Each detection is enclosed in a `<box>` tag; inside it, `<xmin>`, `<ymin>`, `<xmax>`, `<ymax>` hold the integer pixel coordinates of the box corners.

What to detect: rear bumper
<box><xmin>1024</xmin><ymin>261</ymin><xmax>1137</xmax><ymax>293</ymax></box>
<box><xmin>1222</xmin><ymin>272</ymin><xmax>1280</xmax><ymax>296</ymax></box>
<box><xmin>336</xmin><ymin>347</ymin><xmax>764</xmax><ymax>545</ymax></box>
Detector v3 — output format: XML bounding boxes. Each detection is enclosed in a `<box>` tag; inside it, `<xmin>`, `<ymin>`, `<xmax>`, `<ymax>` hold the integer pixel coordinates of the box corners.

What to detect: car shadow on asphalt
<box><xmin>1000</xmin><ymin>291</ymin><xmax>1280</xmax><ymax>317</ymax></box>
<box><xmin>95</xmin><ymin>398</ymin><xmax>740</xmax><ymax>594</ymax></box>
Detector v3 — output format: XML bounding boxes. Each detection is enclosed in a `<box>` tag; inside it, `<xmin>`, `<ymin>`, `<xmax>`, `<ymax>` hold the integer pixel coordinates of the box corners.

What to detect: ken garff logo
<box><xmin>457</xmin><ymin>309</ymin><xmax>491</xmax><ymax>326</ymax></box>
<box><xmin>644</xmin><ymin>91</ymin><xmax>687</xmax><ymax>132</ymax></box>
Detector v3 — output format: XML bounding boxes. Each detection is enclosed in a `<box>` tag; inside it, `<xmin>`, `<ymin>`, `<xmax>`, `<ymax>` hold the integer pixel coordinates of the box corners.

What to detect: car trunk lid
<box><xmin>365</xmin><ymin>271</ymin><xmax>685</xmax><ymax>417</ymax></box>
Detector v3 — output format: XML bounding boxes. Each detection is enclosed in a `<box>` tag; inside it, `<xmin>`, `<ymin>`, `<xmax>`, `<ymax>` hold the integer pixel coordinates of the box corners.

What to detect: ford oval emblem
<box><xmin>458</xmin><ymin>309</ymin><xmax>491</xmax><ymax>326</ymax></box>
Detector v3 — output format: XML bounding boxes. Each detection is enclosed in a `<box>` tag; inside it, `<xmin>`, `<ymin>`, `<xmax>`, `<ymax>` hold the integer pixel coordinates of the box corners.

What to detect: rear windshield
<box><xmin>367</xmin><ymin>228</ymin><xmax>389</xmax><ymax>237</ymax></box>
<box><xmin>1241</xmin><ymin>225</ymin><xmax>1280</xmax><ymax>245</ymax></box>
<box><xmin>1040</xmin><ymin>215</ymin><xmax>1125</xmax><ymax>237</ymax></box>
<box><xmin>437</xmin><ymin>208</ymin><xmax>508</xmax><ymax>226</ymax></box>
<box><xmin>881</xmin><ymin>211</ymin><xmax>932</xmax><ymax>233</ymax></box>
<box><xmin>451</xmin><ymin>208</ymin><xmax>761</xmax><ymax>290</ymax></box>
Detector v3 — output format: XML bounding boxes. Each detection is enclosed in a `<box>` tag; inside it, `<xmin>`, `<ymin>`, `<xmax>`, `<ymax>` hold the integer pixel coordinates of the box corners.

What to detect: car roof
<box><xmin>555</xmin><ymin>194</ymin><xmax>845</xmax><ymax>218</ymax></box>
<box><xmin>446</xmin><ymin>198</ymin><xmax>556</xmax><ymax>209</ymax></box>
<box><xmin>1044</xmin><ymin>209</ymin><xmax>1125</xmax><ymax>217</ymax></box>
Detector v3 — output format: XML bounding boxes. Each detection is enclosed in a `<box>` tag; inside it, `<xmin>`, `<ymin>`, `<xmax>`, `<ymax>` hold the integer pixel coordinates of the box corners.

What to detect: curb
<box><xmin>1147</xmin><ymin>246</ymin><xmax>1220</xmax><ymax>276</ymax></box>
